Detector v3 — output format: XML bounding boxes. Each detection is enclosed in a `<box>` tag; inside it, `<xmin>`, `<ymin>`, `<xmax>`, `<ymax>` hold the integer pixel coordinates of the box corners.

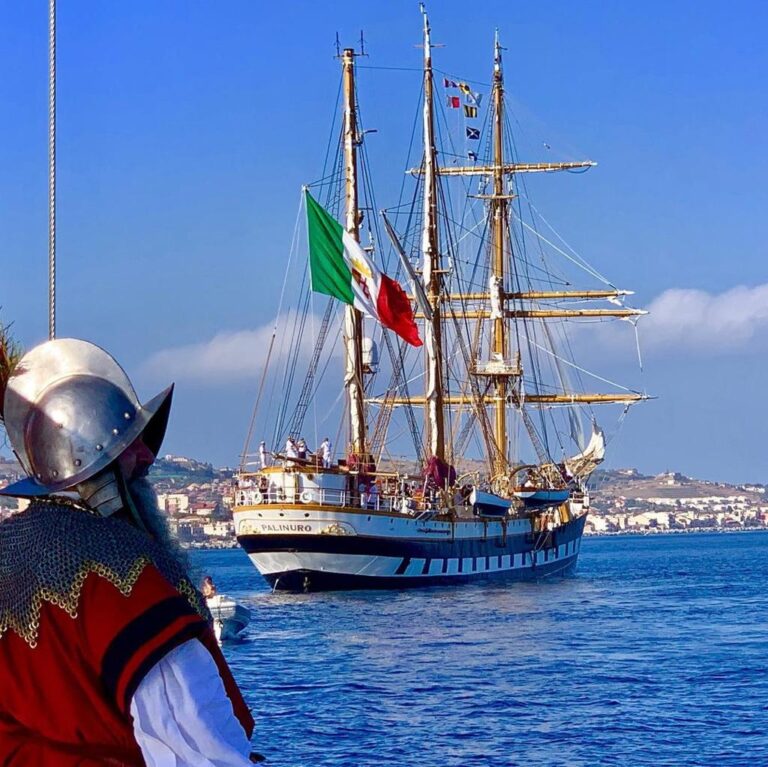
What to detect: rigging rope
<box><xmin>273</xmin><ymin>275</ymin><xmax>311</xmax><ymax>443</ymax></box>
<box><xmin>48</xmin><ymin>0</ymin><xmax>56</xmax><ymax>340</ymax></box>
<box><xmin>629</xmin><ymin>317</ymin><xmax>644</xmax><ymax>373</ymax></box>
<box><xmin>273</xmin><ymin>135</ymin><xmax>344</xmax><ymax>447</ymax></box>
<box><xmin>524</xmin><ymin>336</ymin><xmax>639</xmax><ymax>393</ymax></box>
<box><xmin>286</xmin><ymin>298</ymin><xmax>335</xmax><ymax>440</ymax></box>
<box><xmin>518</xmin><ymin>197</ymin><xmax>617</xmax><ymax>288</ymax></box>
<box><xmin>240</xmin><ymin>192</ymin><xmax>305</xmax><ymax>466</ymax></box>
<box><xmin>517</xmin><ymin>218</ymin><xmax>615</xmax><ymax>288</ymax></box>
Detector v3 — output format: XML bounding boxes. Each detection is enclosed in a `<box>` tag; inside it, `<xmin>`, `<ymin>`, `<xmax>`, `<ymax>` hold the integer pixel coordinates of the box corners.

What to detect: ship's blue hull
<box><xmin>238</xmin><ymin>513</ymin><xmax>587</xmax><ymax>592</ymax></box>
<box><xmin>257</xmin><ymin>552</ymin><xmax>579</xmax><ymax>591</ymax></box>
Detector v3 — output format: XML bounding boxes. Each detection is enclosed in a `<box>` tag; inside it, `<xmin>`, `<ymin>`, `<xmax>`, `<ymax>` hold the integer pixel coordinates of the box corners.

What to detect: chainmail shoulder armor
<box><xmin>0</xmin><ymin>498</ymin><xmax>209</xmax><ymax>648</ymax></box>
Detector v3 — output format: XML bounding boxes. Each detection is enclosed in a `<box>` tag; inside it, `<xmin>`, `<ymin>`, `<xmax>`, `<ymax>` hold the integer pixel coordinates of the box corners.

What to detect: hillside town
<box><xmin>585</xmin><ymin>469</ymin><xmax>768</xmax><ymax>534</ymax></box>
<box><xmin>1</xmin><ymin>454</ymin><xmax>766</xmax><ymax>542</ymax></box>
<box><xmin>0</xmin><ymin>453</ymin><xmax>240</xmax><ymax>548</ymax></box>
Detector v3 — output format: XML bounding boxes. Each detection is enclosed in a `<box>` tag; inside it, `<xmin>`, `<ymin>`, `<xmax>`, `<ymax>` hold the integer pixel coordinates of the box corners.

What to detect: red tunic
<box><xmin>0</xmin><ymin>502</ymin><xmax>254</xmax><ymax>766</ymax></box>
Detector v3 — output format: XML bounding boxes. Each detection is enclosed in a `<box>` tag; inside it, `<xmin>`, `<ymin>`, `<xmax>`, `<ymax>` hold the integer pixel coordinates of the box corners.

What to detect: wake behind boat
<box><xmin>233</xmin><ymin>10</ymin><xmax>649</xmax><ymax>592</ymax></box>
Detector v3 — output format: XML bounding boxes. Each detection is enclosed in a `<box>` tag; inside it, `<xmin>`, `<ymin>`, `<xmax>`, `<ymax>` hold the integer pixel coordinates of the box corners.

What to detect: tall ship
<box><xmin>233</xmin><ymin>10</ymin><xmax>649</xmax><ymax>592</ymax></box>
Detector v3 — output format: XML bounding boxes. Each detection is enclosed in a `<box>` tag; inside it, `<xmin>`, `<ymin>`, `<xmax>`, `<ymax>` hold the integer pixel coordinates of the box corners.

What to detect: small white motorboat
<box><xmin>206</xmin><ymin>594</ymin><xmax>251</xmax><ymax>643</ymax></box>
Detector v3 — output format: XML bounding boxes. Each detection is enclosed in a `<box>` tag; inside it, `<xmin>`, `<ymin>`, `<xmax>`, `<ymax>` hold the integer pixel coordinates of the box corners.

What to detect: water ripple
<box><xmin>192</xmin><ymin>532</ymin><xmax>768</xmax><ymax>766</ymax></box>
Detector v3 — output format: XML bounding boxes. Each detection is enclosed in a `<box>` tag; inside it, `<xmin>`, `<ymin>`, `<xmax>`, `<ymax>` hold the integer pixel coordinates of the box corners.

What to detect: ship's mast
<box><xmin>341</xmin><ymin>48</ymin><xmax>367</xmax><ymax>456</ymax></box>
<box><xmin>397</xmin><ymin>24</ymin><xmax>646</xmax><ymax>477</ymax></box>
<box><xmin>420</xmin><ymin>8</ymin><xmax>446</xmax><ymax>462</ymax></box>
<box><xmin>490</xmin><ymin>31</ymin><xmax>508</xmax><ymax>474</ymax></box>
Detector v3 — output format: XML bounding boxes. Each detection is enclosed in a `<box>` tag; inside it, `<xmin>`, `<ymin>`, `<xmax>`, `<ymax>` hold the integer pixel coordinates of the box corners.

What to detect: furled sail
<box><xmin>564</xmin><ymin>422</ymin><xmax>606</xmax><ymax>478</ymax></box>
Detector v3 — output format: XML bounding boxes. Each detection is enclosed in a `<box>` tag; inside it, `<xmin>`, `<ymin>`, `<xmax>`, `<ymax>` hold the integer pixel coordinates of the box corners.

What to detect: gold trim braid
<box><xmin>0</xmin><ymin>500</ymin><xmax>208</xmax><ymax>648</ymax></box>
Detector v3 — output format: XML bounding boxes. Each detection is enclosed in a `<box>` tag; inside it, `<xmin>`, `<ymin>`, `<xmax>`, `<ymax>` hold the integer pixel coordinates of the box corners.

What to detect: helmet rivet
<box><xmin>35</xmin><ymin>473</ymin><xmax>42</xmax><ymax>479</ymax></box>
<box><xmin>112</xmin><ymin>428</ymin><xmax>119</xmax><ymax>436</ymax></box>
<box><xmin>74</xmin><ymin>459</ymin><xmax>82</xmax><ymax>467</ymax></box>
<box><xmin>124</xmin><ymin>412</ymin><xmax>131</xmax><ymax>420</ymax></box>
<box><xmin>52</xmin><ymin>470</ymin><xmax>58</xmax><ymax>477</ymax></box>
<box><xmin>96</xmin><ymin>444</ymin><xmax>103</xmax><ymax>451</ymax></box>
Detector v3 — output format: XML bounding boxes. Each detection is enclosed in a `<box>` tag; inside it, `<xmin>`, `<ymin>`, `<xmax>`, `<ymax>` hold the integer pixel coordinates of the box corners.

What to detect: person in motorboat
<box><xmin>202</xmin><ymin>575</ymin><xmax>218</xmax><ymax>598</ymax></box>
<box><xmin>0</xmin><ymin>338</ymin><xmax>258</xmax><ymax>766</ymax></box>
<box><xmin>202</xmin><ymin>576</ymin><xmax>251</xmax><ymax>646</ymax></box>
<box><xmin>202</xmin><ymin>575</ymin><xmax>224</xmax><ymax>644</ymax></box>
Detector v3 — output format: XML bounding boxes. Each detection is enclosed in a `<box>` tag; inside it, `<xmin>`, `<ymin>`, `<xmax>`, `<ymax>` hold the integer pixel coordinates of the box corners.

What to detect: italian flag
<box><xmin>306</xmin><ymin>191</ymin><xmax>422</xmax><ymax>347</ymax></box>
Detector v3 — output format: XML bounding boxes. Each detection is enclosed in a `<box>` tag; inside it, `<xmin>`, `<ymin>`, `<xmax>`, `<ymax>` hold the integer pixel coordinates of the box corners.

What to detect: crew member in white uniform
<box><xmin>320</xmin><ymin>437</ymin><xmax>332</xmax><ymax>468</ymax></box>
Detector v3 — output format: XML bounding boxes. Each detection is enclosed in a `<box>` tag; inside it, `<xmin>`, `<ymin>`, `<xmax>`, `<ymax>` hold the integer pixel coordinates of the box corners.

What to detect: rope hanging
<box><xmin>48</xmin><ymin>0</ymin><xmax>57</xmax><ymax>340</ymax></box>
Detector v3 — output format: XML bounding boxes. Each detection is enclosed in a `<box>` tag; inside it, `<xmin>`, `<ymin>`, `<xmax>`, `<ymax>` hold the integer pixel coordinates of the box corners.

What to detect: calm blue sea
<box><xmin>190</xmin><ymin>532</ymin><xmax>768</xmax><ymax>767</ymax></box>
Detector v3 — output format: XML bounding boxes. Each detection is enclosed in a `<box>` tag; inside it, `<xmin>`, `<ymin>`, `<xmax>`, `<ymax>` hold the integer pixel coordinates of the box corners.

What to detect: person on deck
<box><xmin>258</xmin><ymin>440</ymin><xmax>268</xmax><ymax>469</ymax></box>
<box><xmin>320</xmin><ymin>437</ymin><xmax>332</xmax><ymax>469</ymax></box>
<box><xmin>297</xmin><ymin>438</ymin><xmax>308</xmax><ymax>462</ymax></box>
<box><xmin>285</xmin><ymin>437</ymin><xmax>298</xmax><ymax>466</ymax></box>
<box><xmin>0</xmin><ymin>338</ymin><xmax>258</xmax><ymax>766</ymax></box>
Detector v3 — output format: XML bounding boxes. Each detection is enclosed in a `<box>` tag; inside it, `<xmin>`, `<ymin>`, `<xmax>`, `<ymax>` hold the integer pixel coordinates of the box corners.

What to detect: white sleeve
<box><xmin>129</xmin><ymin>638</ymin><xmax>253</xmax><ymax>767</ymax></box>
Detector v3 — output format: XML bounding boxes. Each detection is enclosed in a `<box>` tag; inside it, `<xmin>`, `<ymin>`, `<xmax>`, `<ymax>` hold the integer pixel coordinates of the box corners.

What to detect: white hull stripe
<box><xmin>249</xmin><ymin>538</ymin><xmax>581</xmax><ymax>578</ymax></box>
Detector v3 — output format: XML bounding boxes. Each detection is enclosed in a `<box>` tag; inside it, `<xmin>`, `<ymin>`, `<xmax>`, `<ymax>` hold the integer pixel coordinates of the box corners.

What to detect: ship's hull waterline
<box><xmin>234</xmin><ymin>505</ymin><xmax>587</xmax><ymax>592</ymax></box>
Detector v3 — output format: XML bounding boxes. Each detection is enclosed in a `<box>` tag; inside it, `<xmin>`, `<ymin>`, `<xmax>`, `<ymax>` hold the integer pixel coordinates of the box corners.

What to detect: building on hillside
<box><xmin>203</xmin><ymin>520</ymin><xmax>234</xmax><ymax>538</ymax></box>
<box><xmin>584</xmin><ymin>515</ymin><xmax>609</xmax><ymax>534</ymax></box>
<box><xmin>626</xmin><ymin>511</ymin><xmax>670</xmax><ymax>530</ymax></box>
<box><xmin>192</xmin><ymin>504</ymin><xmax>216</xmax><ymax>517</ymax></box>
<box><xmin>157</xmin><ymin>493</ymin><xmax>190</xmax><ymax>514</ymax></box>
<box><xmin>168</xmin><ymin>516</ymin><xmax>206</xmax><ymax>543</ymax></box>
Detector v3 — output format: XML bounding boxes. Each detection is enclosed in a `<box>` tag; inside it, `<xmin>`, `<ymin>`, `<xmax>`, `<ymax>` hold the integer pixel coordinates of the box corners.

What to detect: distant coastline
<box><xmin>2</xmin><ymin>454</ymin><xmax>766</xmax><ymax>541</ymax></box>
<box><xmin>585</xmin><ymin>526</ymin><xmax>767</xmax><ymax>538</ymax></box>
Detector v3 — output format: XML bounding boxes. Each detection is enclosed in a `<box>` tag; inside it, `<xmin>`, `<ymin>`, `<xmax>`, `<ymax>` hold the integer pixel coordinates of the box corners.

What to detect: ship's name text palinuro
<box><xmin>256</xmin><ymin>523</ymin><xmax>314</xmax><ymax>534</ymax></box>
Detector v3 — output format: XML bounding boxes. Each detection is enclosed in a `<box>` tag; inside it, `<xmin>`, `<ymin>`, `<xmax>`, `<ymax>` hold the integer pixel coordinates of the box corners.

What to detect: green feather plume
<box><xmin>0</xmin><ymin>320</ymin><xmax>23</xmax><ymax>423</ymax></box>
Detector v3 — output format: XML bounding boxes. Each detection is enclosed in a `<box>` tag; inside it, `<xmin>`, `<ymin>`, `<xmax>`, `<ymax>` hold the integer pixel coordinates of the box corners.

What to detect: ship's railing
<box><xmin>233</xmin><ymin>484</ymin><xmax>448</xmax><ymax>515</ymax></box>
<box><xmin>234</xmin><ymin>485</ymin><xmax>402</xmax><ymax>511</ymax></box>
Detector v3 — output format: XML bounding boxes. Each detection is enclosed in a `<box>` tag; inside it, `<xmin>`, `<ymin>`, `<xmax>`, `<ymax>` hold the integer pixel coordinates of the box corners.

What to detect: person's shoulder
<box><xmin>22</xmin><ymin>500</ymin><xmax>140</xmax><ymax>560</ymax></box>
<box><xmin>0</xmin><ymin>497</ymin><xmax>91</xmax><ymax>545</ymax></box>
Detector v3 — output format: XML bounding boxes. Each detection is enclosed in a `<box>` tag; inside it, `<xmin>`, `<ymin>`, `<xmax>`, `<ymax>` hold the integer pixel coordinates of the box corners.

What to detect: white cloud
<box><xmin>145</xmin><ymin>282</ymin><xmax>768</xmax><ymax>384</ymax></box>
<box><xmin>641</xmin><ymin>283</ymin><xmax>768</xmax><ymax>352</ymax></box>
<box><xmin>143</xmin><ymin>313</ymin><xmax>337</xmax><ymax>383</ymax></box>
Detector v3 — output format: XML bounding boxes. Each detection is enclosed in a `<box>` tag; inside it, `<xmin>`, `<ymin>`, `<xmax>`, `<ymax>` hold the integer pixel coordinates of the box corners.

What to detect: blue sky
<box><xmin>1</xmin><ymin>1</ymin><xmax>767</xmax><ymax>482</ymax></box>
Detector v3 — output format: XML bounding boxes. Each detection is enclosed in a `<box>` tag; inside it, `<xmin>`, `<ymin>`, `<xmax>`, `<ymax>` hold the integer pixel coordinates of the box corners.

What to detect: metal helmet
<box><xmin>0</xmin><ymin>338</ymin><xmax>173</xmax><ymax>497</ymax></box>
